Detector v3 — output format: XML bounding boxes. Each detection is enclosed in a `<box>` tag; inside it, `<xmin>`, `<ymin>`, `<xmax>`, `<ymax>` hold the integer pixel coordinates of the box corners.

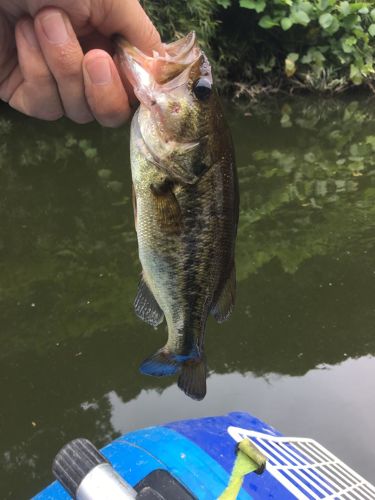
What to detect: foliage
<box><xmin>145</xmin><ymin>0</ymin><xmax>375</xmax><ymax>93</ymax></box>
<box><xmin>229</xmin><ymin>0</ymin><xmax>375</xmax><ymax>89</ymax></box>
<box><xmin>142</xmin><ymin>0</ymin><xmax>218</xmax><ymax>55</ymax></box>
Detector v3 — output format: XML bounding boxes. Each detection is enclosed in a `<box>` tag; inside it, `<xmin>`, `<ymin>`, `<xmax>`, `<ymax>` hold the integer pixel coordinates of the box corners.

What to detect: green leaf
<box><xmin>366</xmin><ymin>136</ymin><xmax>375</xmax><ymax>151</ymax></box>
<box><xmin>342</xmin><ymin>14</ymin><xmax>358</xmax><ymax>30</ymax></box>
<box><xmin>350</xmin><ymin>64</ymin><xmax>363</xmax><ymax>85</ymax></box>
<box><xmin>301</xmin><ymin>48</ymin><xmax>325</xmax><ymax>66</ymax></box>
<box><xmin>281</xmin><ymin>17</ymin><xmax>293</xmax><ymax>30</ymax></box>
<box><xmin>287</xmin><ymin>52</ymin><xmax>299</xmax><ymax>62</ymax></box>
<box><xmin>341</xmin><ymin>36</ymin><xmax>357</xmax><ymax>53</ymax></box>
<box><xmin>371</xmin><ymin>8</ymin><xmax>375</xmax><ymax>21</ymax></box>
<box><xmin>291</xmin><ymin>10</ymin><xmax>310</xmax><ymax>26</ymax></box>
<box><xmin>369</xmin><ymin>24</ymin><xmax>375</xmax><ymax>37</ymax></box>
<box><xmin>259</xmin><ymin>15</ymin><xmax>278</xmax><ymax>28</ymax></box>
<box><xmin>239</xmin><ymin>0</ymin><xmax>266</xmax><ymax>12</ymax></box>
<box><xmin>319</xmin><ymin>13</ymin><xmax>334</xmax><ymax>29</ymax></box>
<box><xmin>339</xmin><ymin>1</ymin><xmax>351</xmax><ymax>16</ymax></box>
<box><xmin>216</xmin><ymin>0</ymin><xmax>231</xmax><ymax>7</ymax></box>
<box><xmin>301</xmin><ymin>52</ymin><xmax>312</xmax><ymax>64</ymax></box>
<box><xmin>318</xmin><ymin>0</ymin><xmax>329</xmax><ymax>10</ymax></box>
<box><xmin>325</xmin><ymin>16</ymin><xmax>340</xmax><ymax>35</ymax></box>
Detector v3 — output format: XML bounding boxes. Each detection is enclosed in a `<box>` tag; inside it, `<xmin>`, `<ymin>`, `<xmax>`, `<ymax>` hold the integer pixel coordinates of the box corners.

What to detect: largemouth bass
<box><xmin>116</xmin><ymin>32</ymin><xmax>238</xmax><ymax>400</ymax></box>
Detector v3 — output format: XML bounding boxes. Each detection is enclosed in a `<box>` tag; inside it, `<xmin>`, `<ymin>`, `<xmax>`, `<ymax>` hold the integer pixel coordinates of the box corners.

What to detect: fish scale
<box><xmin>116</xmin><ymin>32</ymin><xmax>238</xmax><ymax>400</ymax></box>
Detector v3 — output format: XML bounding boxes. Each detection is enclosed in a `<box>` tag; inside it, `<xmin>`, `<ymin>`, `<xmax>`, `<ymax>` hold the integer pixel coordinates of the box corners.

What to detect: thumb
<box><xmin>92</xmin><ymin>0</ymin><xmax>163</xmax><ymax>56</ymax></box>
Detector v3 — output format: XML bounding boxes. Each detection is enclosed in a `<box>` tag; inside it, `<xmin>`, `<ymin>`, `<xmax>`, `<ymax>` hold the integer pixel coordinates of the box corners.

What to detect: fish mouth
<box><xmin>114</xmin><ymin>32</ymin><xmax>207</xmax><ymax>106</ymax></box>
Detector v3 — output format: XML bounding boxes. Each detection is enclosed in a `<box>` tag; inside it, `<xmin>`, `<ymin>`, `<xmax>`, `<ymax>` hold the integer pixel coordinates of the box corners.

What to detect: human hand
<box><xmin>0</xmin><ymin>0</ymin><xmax>162</xmax><ymax>126</ymax></box>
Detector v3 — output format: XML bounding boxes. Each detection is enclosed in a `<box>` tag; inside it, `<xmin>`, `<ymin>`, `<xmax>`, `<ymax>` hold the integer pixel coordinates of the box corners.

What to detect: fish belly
<box><xmin>131</xmin><ymin>137</ymin><xmax>236</xmax><ymax>355</ymax></box>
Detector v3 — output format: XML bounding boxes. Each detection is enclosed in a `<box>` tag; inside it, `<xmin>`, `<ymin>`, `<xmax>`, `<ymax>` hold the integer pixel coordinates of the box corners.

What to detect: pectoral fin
<box><xmin>211</xmin><ymin>264</ymin><xmax>236</xmax><ymax>323</ymax></box>
<box><xmin>150</xmin><ymin>179</ymin><xmax>182</xmax><ymax>233</ymax></box>
<box><xmin>134</xmin><ymin>277</ymin><xmax>164</xmax><ymax>327</ymax></box>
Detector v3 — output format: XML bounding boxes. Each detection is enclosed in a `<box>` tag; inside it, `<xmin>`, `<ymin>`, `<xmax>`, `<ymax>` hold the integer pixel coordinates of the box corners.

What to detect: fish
<box><xmin>115</xmin><ymin>32</ymin><xmax>239</xmax><ymax>401</ymax></box>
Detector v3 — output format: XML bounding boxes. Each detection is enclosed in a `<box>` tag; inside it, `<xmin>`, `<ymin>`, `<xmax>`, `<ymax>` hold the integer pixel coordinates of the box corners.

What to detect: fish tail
<box><xmin>178</xmin><ymin>355</ymin><xmax>207</xmax><ymax>401</ymax></box>
<box><xmin>139</xmin><ymin>348</ymin><xmax>181</xmax><ymax>377</ymax></box>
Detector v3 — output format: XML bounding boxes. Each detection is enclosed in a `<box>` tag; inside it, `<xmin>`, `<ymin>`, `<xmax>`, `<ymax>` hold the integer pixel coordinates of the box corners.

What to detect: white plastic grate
<box><xmin>227</xmin><ymin>426</ymin><xmax>375</xmax><ymax>500</ymax></box>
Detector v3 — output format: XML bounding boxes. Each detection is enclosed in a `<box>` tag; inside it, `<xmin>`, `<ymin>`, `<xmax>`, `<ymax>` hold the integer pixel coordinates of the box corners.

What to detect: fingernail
<box><xmin>85</xmin><ymin>58</ymin><xmax>112</xmax><ymax>85</ymax></box>
<box><xmin>21</xmin><ymin>21</ymin><xmax>38</xmax><ymax>48</ymax></box>
<box><xmin>40</xmin><ymin>12</ymin><xmax>68</xmax><ymax>44</ymax></box>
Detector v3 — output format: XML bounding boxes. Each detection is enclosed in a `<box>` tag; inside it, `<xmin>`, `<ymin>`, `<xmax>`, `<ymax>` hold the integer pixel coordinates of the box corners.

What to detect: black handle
<box><xmin>52</xmin><ymin>438</ymin><xmax>108</xmax><ymax>497</ymax></box>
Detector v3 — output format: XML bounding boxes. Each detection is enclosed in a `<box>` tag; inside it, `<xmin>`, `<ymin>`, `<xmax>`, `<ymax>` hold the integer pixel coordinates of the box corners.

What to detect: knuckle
<box><xmin>52</xmin><ymin>45</ymin><xmax>82</xmax><ymax>80</ymax></box>
<box><xmin>34</xmin><ymin>70</ymin><xmax>56</xmax><ymax>86</ymax></box>
<box><xmin>27</xmin><ymin>86</ymin><xmax>63</xmax><ymax>120</ymax></box>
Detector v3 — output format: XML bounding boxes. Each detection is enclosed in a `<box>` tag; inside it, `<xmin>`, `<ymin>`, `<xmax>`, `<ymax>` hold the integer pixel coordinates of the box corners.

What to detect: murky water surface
<box><xmin>1</xmin><ymin>97</ymin><xmax>375</xmax><ymax>498</ymax></box>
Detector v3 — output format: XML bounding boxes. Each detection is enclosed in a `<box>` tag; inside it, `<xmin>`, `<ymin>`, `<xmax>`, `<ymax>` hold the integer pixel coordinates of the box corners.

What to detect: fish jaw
<box><xmin>114</xmin><ymin>32</ymin><xmax>210</xmax><ymax>108</ymax></box>
<box><xmin>114</xmin><ymin>37</ymin><xmax>157</xmax><ymax>107</ymax></box>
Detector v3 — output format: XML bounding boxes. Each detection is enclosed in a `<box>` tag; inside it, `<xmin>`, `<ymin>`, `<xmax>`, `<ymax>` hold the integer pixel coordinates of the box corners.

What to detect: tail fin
<box><xmin>178</xmin><ymin>357</ymin><xmax>207</xmax><ymax>401</ymax></box>
<box><xmin>140</xmin><ymin>349</ymin><xmax>207</xmax><ymax>401</ymax></box>
<box><xmin>139</xmin><ymin>349</ymin><xmax>181</xmax><ymax>377</ymax></box>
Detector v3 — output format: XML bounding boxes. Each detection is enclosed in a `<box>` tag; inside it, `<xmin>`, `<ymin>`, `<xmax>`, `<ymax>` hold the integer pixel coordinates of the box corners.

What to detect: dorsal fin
<box><xmin>134</xmin><ymin>277</ymin><xmax>164</xmax><ymax>327</ymax></box>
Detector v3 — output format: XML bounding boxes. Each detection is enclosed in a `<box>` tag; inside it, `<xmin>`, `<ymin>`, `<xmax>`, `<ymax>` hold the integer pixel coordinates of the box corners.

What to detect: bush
<box><xmin>143</xmin><ymin>0</ymin><xmax>375</xmax><ymax>94</ymax></box>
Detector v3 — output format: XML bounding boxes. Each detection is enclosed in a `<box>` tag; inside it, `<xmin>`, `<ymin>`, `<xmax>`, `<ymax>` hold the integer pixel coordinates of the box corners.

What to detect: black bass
<box><xmin>116</xmin><ymin>32</ymin><xmax>238</xmax><ymax>400</ymax></box>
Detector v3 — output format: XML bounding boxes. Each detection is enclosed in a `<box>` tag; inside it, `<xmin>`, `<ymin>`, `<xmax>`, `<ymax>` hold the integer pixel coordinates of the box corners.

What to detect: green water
<box><xmin>1</xmin><ymin>97</ymin><xmax>375</xmax><ymax>498</ymax></box>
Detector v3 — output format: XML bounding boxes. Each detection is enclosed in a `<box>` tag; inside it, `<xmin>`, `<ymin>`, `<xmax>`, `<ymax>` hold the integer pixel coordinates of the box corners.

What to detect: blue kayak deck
<box><xmin>33</xmin><ymin>412</ymin><xmax>291</xmax><ymax>499</ymax></box>
<box><xmin>35</xmin><ymin>411</ymin><xmax>375</xmax><ymax>499</ymax></box>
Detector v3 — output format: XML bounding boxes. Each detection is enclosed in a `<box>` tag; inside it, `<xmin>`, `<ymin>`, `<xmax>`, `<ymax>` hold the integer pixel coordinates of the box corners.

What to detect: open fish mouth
<box><xmin>114</xmin><ymin>32</ymin><xmax>210</xmax><ymax>106</ymax></box>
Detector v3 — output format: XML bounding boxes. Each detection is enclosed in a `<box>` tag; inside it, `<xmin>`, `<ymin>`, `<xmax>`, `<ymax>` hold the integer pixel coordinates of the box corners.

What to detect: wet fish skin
<box><xmin>117</xmin><ymin>33</ymin><xmax>238</xmax><ymax>400</ymax></box>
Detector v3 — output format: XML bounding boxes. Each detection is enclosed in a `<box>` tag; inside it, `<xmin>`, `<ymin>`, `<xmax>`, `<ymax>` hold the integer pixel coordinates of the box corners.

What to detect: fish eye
<box><xmin>193</xmin><ymin>78</ymin><xmax>212</xmax><ymax>101</ymax></box>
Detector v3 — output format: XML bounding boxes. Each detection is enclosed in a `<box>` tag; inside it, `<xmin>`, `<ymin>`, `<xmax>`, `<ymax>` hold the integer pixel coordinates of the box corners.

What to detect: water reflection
<box><xmin>1</xmin><ymin>97</ymin><xmax>375</xmax><ymax>498</ymax></box>
<box><xmin>108</xmin><ymin>357</ymin><xmax>375</xmax><ymax>482</ymax></box>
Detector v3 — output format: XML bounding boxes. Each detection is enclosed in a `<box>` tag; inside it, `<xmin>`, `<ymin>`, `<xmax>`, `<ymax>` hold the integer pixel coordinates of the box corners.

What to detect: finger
<box><xmin>0</xmin><ymin>65</ymin><xmax>23</xmax><ymax>103</ymax></box>
<box><xmin>0</xmin><ymin>14</ymin><xmax>17</xmax><ymax>96</ymax></box>
<box><xmin>83</xmin><ymin>49</ymin><xmax>130</xmax><ymax>127</ymax></box>
<box><xmin>34</xmin><ymin>8</ymin><xmax>93</xmax><ymax>124</ymax></box>
<box><xmin>8</xmin><ymin>18</ymin><xmax>63</xmax><ymax>120</ymax></box>
<box><xmin>93</xmin><ymin>0</ymin><xmax>164</xmax><ymax>56</ymax></box>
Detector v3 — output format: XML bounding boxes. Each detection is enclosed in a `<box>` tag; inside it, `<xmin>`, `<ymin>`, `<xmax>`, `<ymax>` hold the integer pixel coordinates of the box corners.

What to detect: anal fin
<box><xmin>140</xmin><ymin>348</ymin><xmax>181</xmax><ymax>377</ymax></box>
<box><xmin>211</xmin><ymin>264</ymin><xmax>236</xmax><ymax>323</ymax></box>
<box><xmin>134</xmin><ymin>277</ymin><xmax>164</xmax><ymax>327</ymax></box>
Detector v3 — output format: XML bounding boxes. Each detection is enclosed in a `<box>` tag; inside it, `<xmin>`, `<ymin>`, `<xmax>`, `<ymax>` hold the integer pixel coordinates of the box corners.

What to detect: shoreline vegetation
<box><xmin>143</xmin><ymin>0</ymin><xmax>375</xmax><ymax>98</ymax></box>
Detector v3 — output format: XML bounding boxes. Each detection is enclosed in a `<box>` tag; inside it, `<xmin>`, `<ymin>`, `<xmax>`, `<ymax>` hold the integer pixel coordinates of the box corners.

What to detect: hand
<box><xmin>0</xmin><ymin>0</ymin><xmax>162</xmax><ymax>126</ymax></box>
